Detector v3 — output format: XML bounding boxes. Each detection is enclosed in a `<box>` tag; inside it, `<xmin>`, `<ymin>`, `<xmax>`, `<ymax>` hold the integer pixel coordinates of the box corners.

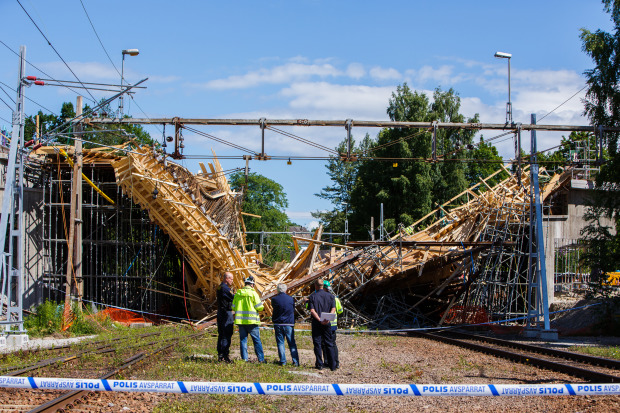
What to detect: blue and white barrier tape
<box><xmin>1</xmin><ymin>377</ymin><xmax>619</xmax><ymax>396</ymax></box>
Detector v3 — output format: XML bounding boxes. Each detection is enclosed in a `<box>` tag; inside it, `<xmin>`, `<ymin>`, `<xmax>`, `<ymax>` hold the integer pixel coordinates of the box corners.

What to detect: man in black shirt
<box><xmin>270</xmin><ymin>283</ymin><xmax>299</xmax><ymax>366</ymax></box>
<box><xmin>216</xmin><ymin>271</ymin><xmax>235</xmax><ymax>362</ymax></box>
<box><xmin>307</xmin><ymin>278</ymin><xmax>337</xmax><ymax>370</ymax></box>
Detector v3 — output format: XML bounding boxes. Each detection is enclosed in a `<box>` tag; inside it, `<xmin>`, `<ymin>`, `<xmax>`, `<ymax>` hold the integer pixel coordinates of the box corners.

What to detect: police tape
<box><xmin>1</xmin><ymin>377</ymin><xmax>619</xmax><ymax>396</ymax></box>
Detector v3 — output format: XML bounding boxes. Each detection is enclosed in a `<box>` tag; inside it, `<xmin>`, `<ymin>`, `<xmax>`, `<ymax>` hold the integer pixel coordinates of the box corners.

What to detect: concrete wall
<box><xmin>543</xmin><ymin>180</ymin><xmax>617</xmax><ymax>304</ymax></box>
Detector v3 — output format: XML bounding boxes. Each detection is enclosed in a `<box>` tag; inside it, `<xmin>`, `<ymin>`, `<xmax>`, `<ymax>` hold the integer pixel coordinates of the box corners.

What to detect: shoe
<box><xmin>278</xmin><ymin>362</ymin><xmax>286</xmax><ymax>366</ymax></box>
<box><xmin>293</xmin><ymin>362</ymin><xmax>300</xmax><ymax>367</ymax></box>
<box><xmin>315</xmin><ymin>365</ymin><xmax>324</xmax><ymax>370</ymax></box>
<box><xmin>224</xmin><ymin>357</ymin><xmax>233</xmax><ymax>364</ymax></box>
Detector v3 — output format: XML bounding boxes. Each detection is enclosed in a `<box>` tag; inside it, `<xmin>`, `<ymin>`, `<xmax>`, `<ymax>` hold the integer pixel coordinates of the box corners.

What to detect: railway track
<box><xmin>1</xmin><ymin>331</ymin><xmax>161</xmax><ymax>377</ymax></box>
<box><xmin>0</xmin><ymin>329</ymin><xmax>210</xmax><ymax>412</ymax></box>
<box><xmin>412</xmin><ymin>330</ymin><xmax>620</xmax><ymax>383</ymax></box>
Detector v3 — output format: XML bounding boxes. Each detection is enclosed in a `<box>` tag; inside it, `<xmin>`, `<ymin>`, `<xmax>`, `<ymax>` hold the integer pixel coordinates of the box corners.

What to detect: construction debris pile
<box><xmin>35</xmin><ymin>144</ymin><xmax>572</xmax><ymax>328</ymax></box>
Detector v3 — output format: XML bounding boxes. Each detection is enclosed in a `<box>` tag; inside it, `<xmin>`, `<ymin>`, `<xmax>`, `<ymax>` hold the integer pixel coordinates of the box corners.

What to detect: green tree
<box><xmin>312</xmin><ymin>134</ymin><xmax>372</xmax><ymax>243</ymax></box>
<box><xmin>348</xmin><ymin>84</ymin><xmax>480</xmax><ymax>239</ymax></box>
<box><xmin>229</xmin><ymin>171</ymin><xmax>292</xmax><ymax>265</ymax></box>
<box><xmin>579</xmin><ymin>0</ymin><xmax>620</xmax><ymax>292</ymax></box>
<box><xmin>465</xmin><ymin>136</ymin><xmax>506</xmax><ymax>188</ymax></box>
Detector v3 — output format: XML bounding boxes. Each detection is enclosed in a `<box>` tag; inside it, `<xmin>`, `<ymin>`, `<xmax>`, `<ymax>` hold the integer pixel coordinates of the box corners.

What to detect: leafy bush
<box><xmin>25</xmin><ymin>301</ymin><xmax>113</xmax><ymax>337</ymax></box>
<box><xmin>24</xmin><ymin>300</ymin><xmax>62</xmax><ymax>336</ymax></box>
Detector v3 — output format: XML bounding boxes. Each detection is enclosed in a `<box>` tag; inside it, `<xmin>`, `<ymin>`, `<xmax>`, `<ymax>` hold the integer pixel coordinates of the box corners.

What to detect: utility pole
<box><xmin>525</xmin><ymin>113</ymin><xmax>557</xmax><ymax>341</ymax></box>
<box><xmin>64</xmin><ymin>96</ymin><xmax>84</xmax><ymax>318</ymax></box>
<box><xmin>0</xmin><ymin>45</ymin><xmax>28</xmax><ymax>343</ymax></box>
<box><xmin>75</xmin><ymin>97</ymin><xmax>83</xmax><ymax>306</ymax></box>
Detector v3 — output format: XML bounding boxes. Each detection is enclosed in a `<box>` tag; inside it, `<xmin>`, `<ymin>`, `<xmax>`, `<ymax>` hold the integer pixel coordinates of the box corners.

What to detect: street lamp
<box><xmin>119</xmin><ymin>49</ymin><xmax>139</xmax><ymax>117</ymax></box>
<box><xmin>342</xmin><ymin>202</ymin><xmax>349</xmax><ymax>243</ymax></box>
<box><xmin>494</xmin><ymin>51</ymin><xmax>512</xmax><ymax>124</ymax></box>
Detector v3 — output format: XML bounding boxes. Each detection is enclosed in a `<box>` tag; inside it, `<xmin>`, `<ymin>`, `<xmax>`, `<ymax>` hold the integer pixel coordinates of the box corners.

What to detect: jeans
<box><xmin>274</xmin><ymin>325</ymin><xmax>299</xmax><ymax>365</ymax></box>
<box><xmin>238</xmin><ymin>324</ymin><xmax>264</xmax><ymax>362</ymax></box>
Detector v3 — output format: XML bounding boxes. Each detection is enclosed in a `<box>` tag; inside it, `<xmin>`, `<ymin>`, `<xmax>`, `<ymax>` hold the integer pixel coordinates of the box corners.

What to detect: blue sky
<box><xmin>0</xmin><ymin>1</ymin><xmax>613</xmax><ymax>228</ymax></box>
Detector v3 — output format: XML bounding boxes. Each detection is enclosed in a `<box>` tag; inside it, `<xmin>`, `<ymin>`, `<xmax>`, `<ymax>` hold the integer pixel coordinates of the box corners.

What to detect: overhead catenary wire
<box><xmin>182</xmin><ymin>125</ymin><xmax>258</xmax><ymax>155</ymax></box>
<box><xmin>0</xmin><ymin>80</ymin><xmax>57</xmax><ymax>115</ymax></box>
<box><xmin>16</xmin><ymin>0</ymin><xmax>98</xmax><ymax>103</ymax></box>
<box><xmin>538</xmin><ymin>85</ymin><xmax>588</xmax><ymax>122</ymax></box>
<box><xmin>266</xmin><ymin>125</ymin><xmax>339</xmax><ymax>155</ymax></box>
<box><xmin>128</xmin><ymin>95</ymin><xmax>163</xmax><ymax>135</ymax></box>
<box><xmin>0</xmin><ymin>96</ymin><xmax>13</xmax><ymax>112</ymax></box>
<box><xmin>0</xmin><ymin>39</ymin><xmax>96</xmax><ymax>101</ymax></box>
<box><xmin>0</xmin><ymin>84</ymin><xmax>16</xmax><ymax>105</ymax></box>
<box><xmin>78</xmin><ymin>0</ymin><xmax>122</xmax><ymax>79</ymax></box>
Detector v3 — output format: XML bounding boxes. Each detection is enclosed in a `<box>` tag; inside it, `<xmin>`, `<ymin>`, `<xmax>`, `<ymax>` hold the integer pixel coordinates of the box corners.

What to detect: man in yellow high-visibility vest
<box><xmin>232</xmin><ymin>276</ymin><xmax>265</xmax><ymax>362</ymax></box>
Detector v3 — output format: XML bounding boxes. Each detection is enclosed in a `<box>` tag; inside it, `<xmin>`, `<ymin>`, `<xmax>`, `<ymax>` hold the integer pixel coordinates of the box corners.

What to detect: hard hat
<box><xmin>244</xmin><ymin>276</ymin><xmax>255</xmax><ymax>285</ymax></box>
<box><xmin>323</xmin><ymin>280</ymin><xmax>331</xmax><ymax>287</ymax></box>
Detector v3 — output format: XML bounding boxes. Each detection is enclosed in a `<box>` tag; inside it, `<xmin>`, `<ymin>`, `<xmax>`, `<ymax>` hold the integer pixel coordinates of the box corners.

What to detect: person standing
<box><xmin>270</xmin><ymin>283</ymin><xmax>300</xmax><ymax>366</ymax></box>
<box><xmin>232</xmin><ymin>276</ymin><xmax>265</xmax><ymax>362</ymax></box>
<box><xmin>323</xmin><ymin>280</ymin><xmax>343</xmax><ymax>369</ymax></box>
<box><xmin>307</xmin><ymin>278</ymin><xmax>337</xmax><ymax>371</ymax></box>
<box><xmin>216</xmin><ymin>271</ymin><xmax>235</xmax><ymax>363</ymax></box>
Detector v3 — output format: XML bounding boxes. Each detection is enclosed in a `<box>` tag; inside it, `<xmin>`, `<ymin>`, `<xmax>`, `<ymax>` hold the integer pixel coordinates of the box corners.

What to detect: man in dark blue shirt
<box><xmin>270</xmin><ymin>283</ymin><xmax>299</xmax><ymax>366</ymax></box>
<box><xmin>308</xmin><ymin>278</ymin><xmax>337</xmax><ymax>370</ymax></box>
<box><xmin>216</xmin><ymin>271</ymin><xmax>235</xmax><ymax>363</ymax></box>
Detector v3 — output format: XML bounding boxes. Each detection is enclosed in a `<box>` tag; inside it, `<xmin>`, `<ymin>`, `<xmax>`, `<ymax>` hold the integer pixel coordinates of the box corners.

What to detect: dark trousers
<box><xmin>322</xmin><ymin>326</ymin><xmax>339</xmax><ymax>368</ymax></box>
<box><xmin>217</xmin><ymin>311</ymin><xmax>234</xmax><ymax>360</ymax></box>
<box><xmin>311</xmin><ymin>322</ymin><xmax>336</xmax><ymax>369</ymax></box>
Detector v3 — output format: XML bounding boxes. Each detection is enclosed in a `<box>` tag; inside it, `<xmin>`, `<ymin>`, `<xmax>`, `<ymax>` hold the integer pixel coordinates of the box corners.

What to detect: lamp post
<box><xmin>494</xmin><ymin>51</ymin><xmax>512</xmax><ymax>124</ymax></box>
<box><xmin>342</xmin><ymin>202</ymin><xmax>349</xmax><ymax>243</ymax></box>
<box><xmin>119</xmin><ymin>48</ymin><xmax>139</xmax><ymax>117</ymax></box>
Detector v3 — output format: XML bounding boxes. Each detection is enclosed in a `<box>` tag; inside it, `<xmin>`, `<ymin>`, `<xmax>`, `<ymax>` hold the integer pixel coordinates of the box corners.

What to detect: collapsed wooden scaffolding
<box><xmin>34</xmin><ymin>143</ymin><xmax>572</xmax><ymax>326</ymax></box>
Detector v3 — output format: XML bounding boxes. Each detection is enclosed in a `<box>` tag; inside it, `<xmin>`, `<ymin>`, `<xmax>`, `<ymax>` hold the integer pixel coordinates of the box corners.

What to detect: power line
<box><xmin>538</xmin><ymin>85</ymin><xmax>587</xmax><ymax>122</ymax></box>
<box><xmin>0</xmin><ymin>39</ymin><xmax>96</xmax><ymax>101</ymax></box>
<box><xmin>183</xmin><ymin>125</ymin><xmax>257</xmax><ymax>154</ymax></box>
<box><xmin>129</xmin><ymin>95</ymin><xmax>163</xmax><ymax>134</ymax></box>
<box><xmin>0</xmin><ymin>114</ymin><xmax>11</xmax><ymax>124</ymax></box>
<box><xmin>78</xmin><ymin>0</ymin><xmax>122</xmax><ymax>79</ymax></box>
<box><xmin>267</xmin><ymin>125</ymin><xmax>339</xmax><ymax>154</ymax></box>
<box><xmin>0</xmin><ymin>80</ymin><xmax>57</xmax><ymax>115</ymax></box>
<box><xmin>16</xmin><ymin>0</ymin><xmax>98</xmax><ymax>103</ymax></box>
<box><xmin>0</xmin><ymin>96</ymin><xmax>13</xmax><ymax>111</ymax></box>
<box><xmin>0</xmin><ymin>85</ymin><xmax>16</xmax><ymax>105</ymax></box>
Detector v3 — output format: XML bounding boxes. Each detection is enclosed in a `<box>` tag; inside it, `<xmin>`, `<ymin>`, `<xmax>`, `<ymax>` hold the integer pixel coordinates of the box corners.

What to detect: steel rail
<box><xmin>29</xmin><ymin>331</ymin><xmax>207</xmax><ymax>413</ymax></box>
<box><xmin>444</xmin><ymin>330</ymin><xmax>620</xmax><ymax>371</ymax></box>
<box><xmin>412</xmin><ymin>331</ymin><xmax>620</xmax><ymax>383</ymax></box>
<box><xmin>1</xmin><ymin>332</ymin><xmax>160</xmax><ymax>376</ymax></box>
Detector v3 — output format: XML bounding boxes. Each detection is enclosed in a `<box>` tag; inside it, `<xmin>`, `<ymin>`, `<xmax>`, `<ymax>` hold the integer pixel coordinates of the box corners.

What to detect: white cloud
<box><xmin>369</xmin><ymin>66</ymin><xmax>402</xmax><ymax>81</ymax></box>
<box><xmin>38</xmin><ymin>61</ymin><xmax>120</xmax><ymax>81</ymax></box>
<box><xmin>197</xmin><ymin>62</ymin><xmax>342</xmax><ymax>90</ymax></box>
<box><xmin>406</xmin><ymin>65</ymin><xmax>462</xmax><ymax>87</ymax></box>
<box><xmin>346</xmin><ymin>63</ymin><xmax>366</xmax><ymax>79</ymax></box>
<box><xmin>280</xmin><ymin>82</ymin><xmax>393</xmax><ymax>119</ymax></box>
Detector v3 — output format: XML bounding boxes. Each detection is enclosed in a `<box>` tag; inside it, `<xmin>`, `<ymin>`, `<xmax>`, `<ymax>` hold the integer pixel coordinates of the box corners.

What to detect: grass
<box><xmin>147</xmin><ymin>328</ymin><xmax>313</xmax><ymax>412</ymax></box>
<box><xmin>568</xmin><ymin>345</ymin><xmax>620</xmax><ymax>359</ymax></box>
<box><xmin>153</xmin><ymin>394</ymin><xmax>299</xmax><ymax>413</ymax></box>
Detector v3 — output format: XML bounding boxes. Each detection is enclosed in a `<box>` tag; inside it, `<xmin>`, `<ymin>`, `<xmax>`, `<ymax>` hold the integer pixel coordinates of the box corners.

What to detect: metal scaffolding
<box><xmin>40</xmin><ymin>162</ymin><xmax>186</xmax><ymax>316</ymax></box>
